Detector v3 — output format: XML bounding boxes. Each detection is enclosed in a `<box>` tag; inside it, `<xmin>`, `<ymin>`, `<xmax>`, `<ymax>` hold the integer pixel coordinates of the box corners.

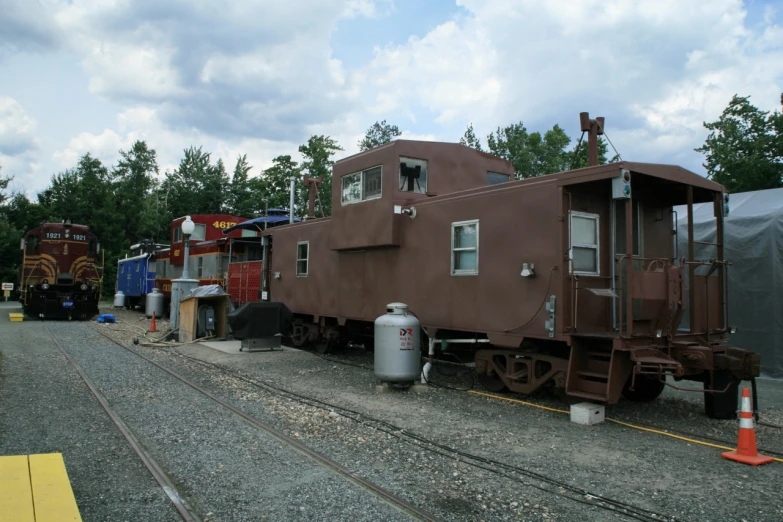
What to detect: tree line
<box><xmin>0</xmin><ymin>93</ymin><xmax>780</xmax><ymax>296</ymax></box>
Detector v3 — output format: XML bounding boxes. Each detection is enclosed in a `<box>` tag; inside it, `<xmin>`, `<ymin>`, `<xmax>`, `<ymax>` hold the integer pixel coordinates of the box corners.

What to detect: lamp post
<box><xmin>181</xmin><ymin>215</ymin><xmax>195</xmax><ymax>279</ymax></box>
<box><xmin>170</xmin><ymin>215</ymin><xmax>199</xmax><ymax>338</ymax></box>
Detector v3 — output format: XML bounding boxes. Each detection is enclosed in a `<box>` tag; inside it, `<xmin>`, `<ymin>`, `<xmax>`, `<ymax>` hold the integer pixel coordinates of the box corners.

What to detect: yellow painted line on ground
<box><xmin>0</xmin><ymin>455</ymin><xmax>36</xmax><ymax>522</ymax></box>
<box><xmin>29</xmin><ymin>453</ymin><xmax>82</xmax><ymax>522</ymax></box>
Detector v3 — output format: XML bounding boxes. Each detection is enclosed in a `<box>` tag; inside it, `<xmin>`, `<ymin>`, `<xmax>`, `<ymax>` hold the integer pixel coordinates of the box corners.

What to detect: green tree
<box><xmin>112</xmin><ymin>140</ymin><xmax>159</xmax><ymax>241</ymax></box>
<box><xmin>259</xmin><ymin>155</ymin><xmax>304</xmax><ymax>217</ymax></box>
<box><xmin>487</xmin><ymin>122</ymin><xmax>578</xmax><ymax>179</ymax></box>
<box><xmin>299</xmin><ymin>135</ymin><xmax>343</xmax><ymax>217</ymax></box>
<box><xmin>358</xmin><ymin>120</ymin><xmax>401</xmax><ymax>151</ymax></box>
<box><xmin>695</xmin><ymin>93</ymin><xmax>783</xmax><ymax>193</ymax></box>
<box><xmin>227</xmin><ymin>154</ymin><xmax>260</xmax><ymax>218</ymax></box>
<box><xmin>459</xmin><ymin>123</ymin><xmax>483</xmax><ymax>151</ymax></box>
<box><xmin>164</xmin><ymin>146</ymin><xmax>230</xmax><ymax>217</ymax></box>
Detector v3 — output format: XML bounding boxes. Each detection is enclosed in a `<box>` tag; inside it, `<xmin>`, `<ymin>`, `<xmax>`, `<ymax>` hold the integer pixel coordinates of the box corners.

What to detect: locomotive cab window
<box><xmin>570</xmin><ymin>211</ymin><xmax>600</xmax><ymax>275</ymax></box>
<box><xmin>191</xmin><ymin>223</ymin><xmax>206</xmax><ymax>241</ymax></box>
<box><xmin>399</xmin><ymin>157</ymin><xmax>428</xmax><ymax>194</ymax></box>
<box><xmin>341</xmin><ymin>165</ymin><xmax>382</xmax><ymax>205</ymax></box>
<box><xmin>25</xmin><ymin>235</ymin><xmax>39</xmax><ymax>253</ymax></box>
<box><xmin>451</xmin><ymin>220</ymin><xmax>478</xmax><ymax>275</ymax></box>
<box><xmin>296</xmin><ymin>241</ymin><xmax>309</xmax><ymax>277</ymax></box>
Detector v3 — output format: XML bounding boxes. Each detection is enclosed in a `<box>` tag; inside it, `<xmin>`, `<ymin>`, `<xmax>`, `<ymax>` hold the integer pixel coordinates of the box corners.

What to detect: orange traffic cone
<box><xmin>150</xmin><ymin>312</ymin><xmax>156</xmax><ymax>333</ymax></box>
<box><xmin>721</xmin><ymin>387</ymin><xmax>773</xmax><ymax>466</ymax></box>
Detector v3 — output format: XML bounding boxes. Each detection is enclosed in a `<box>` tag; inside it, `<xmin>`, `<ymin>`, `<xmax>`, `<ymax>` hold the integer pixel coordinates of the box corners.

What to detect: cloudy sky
<box><xmin>1</xmin><ymin>0</ymin><xmax>782</xmax><ymax>197</ymax></box>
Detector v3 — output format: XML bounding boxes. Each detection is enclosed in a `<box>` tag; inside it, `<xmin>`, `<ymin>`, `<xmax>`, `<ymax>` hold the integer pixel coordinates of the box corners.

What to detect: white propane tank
<box><xmin>374</xmin><ymin>302</ymin><xmax>421</xmax><ymax>386</ymax></box>
<box><xmin>113</xmin><ymin>290</ymin><xmax>125</xmax><ymax>308</ymax></box>
<box><xmin>145</xmin><ymin>288</ymin><xmax>165</xmax><ymax>318</ymax></box>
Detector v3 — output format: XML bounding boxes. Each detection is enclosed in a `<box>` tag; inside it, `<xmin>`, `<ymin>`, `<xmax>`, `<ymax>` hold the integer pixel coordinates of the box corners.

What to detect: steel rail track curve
<box><xmin>84</xmin><ymin>324</ymin><xmax>443</xmax><ymax>522</ymax></box>
<box><xmin>45</xmin><ymin>324</ymin><xmax>202</xmax><ymax>522</ymax></box>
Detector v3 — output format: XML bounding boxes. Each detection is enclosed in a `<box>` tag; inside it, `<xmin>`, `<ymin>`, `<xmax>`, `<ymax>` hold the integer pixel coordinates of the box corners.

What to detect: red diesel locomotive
<box><xmin>18</xmin><ymin>220</ymin><xmax>104</xmax><ymax>320</ymax></box>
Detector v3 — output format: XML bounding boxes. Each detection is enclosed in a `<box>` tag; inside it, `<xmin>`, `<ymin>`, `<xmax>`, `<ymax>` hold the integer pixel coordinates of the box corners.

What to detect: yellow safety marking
<box><xmin>29</xmin><ymin>453</ymin><xmax>82</xmax><ymax>521</ymax></box>
<box><xmin>0</xmin><ymin>455</ymin><xmax>35</xmax><ymax>522</ymax></box>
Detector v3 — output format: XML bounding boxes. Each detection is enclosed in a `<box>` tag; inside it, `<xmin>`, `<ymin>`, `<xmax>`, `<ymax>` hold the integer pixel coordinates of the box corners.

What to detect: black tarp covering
<box><xmin>227</xmin><ymin>301</ymin><xmax>293</xmax><ymax>339</ymax></box>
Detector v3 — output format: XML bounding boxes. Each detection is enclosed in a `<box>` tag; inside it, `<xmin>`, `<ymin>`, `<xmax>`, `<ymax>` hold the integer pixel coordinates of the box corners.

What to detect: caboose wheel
<box><xmin>621</xmin><ymin>374</ymin><xmax>665</xmax><ymax>402</ymax></box>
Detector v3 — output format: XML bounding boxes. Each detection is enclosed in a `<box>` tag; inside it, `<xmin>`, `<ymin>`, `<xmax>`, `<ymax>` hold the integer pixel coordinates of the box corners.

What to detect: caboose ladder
<box><xmin>565</xmin><ymin>336</ymin><xmax>611</xmax><ymax>401</ymax></box>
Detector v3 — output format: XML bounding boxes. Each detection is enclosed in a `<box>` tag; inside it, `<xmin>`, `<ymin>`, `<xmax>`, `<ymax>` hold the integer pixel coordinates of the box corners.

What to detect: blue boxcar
<box><xmin>116</xmin><ymin>253</ymin><xmax>157</xmax><ymax>310</ymax></box>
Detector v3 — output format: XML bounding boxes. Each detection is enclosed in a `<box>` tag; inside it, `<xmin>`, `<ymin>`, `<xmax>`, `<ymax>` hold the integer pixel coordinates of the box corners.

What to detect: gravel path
<box><xmin>0</xmin><ymin>313</ymin><xmax>180</xmax><ymax>521</ymax></box>
<box><xmin>49</xmin><ymin>321</ymin><xmax>421</xmax><ymax>522</ymax></box>
<box><xmin>90</xmin><ymin>307</ymin><xmax>783</xmax><ymax>522</ymax></box>
<box><xmin>3</xmin><ymin>301</ymin><xmax>781</xmax><ymax>522</ymax></box>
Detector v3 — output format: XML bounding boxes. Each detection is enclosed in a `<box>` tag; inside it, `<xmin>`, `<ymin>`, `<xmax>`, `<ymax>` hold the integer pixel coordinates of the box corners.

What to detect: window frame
<box><xmin>450</xmin><ymin>219</ymin><xmax>479</xmax><ymax>276</ymax></box>
<box><xmin>296</xmin><ymin>241</ymin><xmax>309</xmax><ymax>277</ymax></box>
<box><xmin>487</xmin><ymin>171</ymin><xmax>510</xmax><ymax>185</ymax></box>
<box><xmin>569</xmin><ymin>210</ymin><xmax>600</xmax><ymax>276</ymax></box>
<box><xmin>341</xmin><ymin>165</ymin><xmax>383</xmax><ymax>206</ymax></box>
<box><xmin>399</xmin><ymin>156</ymin><xmax>428</xmax><ymax>194</ymax></box>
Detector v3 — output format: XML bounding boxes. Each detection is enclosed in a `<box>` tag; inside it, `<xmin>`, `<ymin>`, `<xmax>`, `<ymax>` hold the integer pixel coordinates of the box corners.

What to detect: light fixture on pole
<box><xmin>170</xmin><ymin>215</ymin><xmax>199</xmax><ymax>339</ymax></box>
<box><xmin>181</xmin><ymin>215</ymin><xmax>195</xmax><ymax>279</ymax></box>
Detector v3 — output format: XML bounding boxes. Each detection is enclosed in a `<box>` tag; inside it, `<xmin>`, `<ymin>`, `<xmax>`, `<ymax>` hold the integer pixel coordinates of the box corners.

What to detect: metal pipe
<box><xmin>625</xmin><ymin>196</ymin><xmax>633</xmax><ymax>337</ymax></box>
<box><xmin>687</xmin><ymin>186</ymin><xmax>695</xmax><ymax>333</ymax></box>
<box><xmin>182</xmin><ymin>234</ymin><xmax>191</xmax><ymax>279</ymax></box>
<box><xmin>611</xmin><ymin>200</ymin><xmax>617</xmax><ymax>331</ymax></box>
<box><xmin>289</xmin><ymin>177</ymin><xmax>295</xmax><ymax>224</ymax></box>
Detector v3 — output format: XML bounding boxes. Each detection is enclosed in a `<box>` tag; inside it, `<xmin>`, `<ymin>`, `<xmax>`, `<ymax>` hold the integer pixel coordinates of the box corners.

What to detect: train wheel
<box><xmin>477</xmin><ymin>370</ymin><xmax>508</xmax><ymax>392</ymax></box>
<box><xmin>621</xmin><ymin>374</ymin><xmax>665</xmax><ymax>402</ymax></box>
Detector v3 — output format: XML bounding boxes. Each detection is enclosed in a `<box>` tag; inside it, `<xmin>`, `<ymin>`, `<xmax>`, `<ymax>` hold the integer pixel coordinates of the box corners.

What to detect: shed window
<box><xmin>342</xmin><ymin>165</ymin><xmax>382</xmax><ymax>205</ymax></box>
<box><xmin>296</xmin><ymin>241</ymin><xmax>309</xmax><ymax>276</ymax></box>
<box><xmin>487</xmin><ymin>172</ymin><xmax>509</xmax><ymax>185</ymax></box>
<box><xmin>451</xmin><ymin>220</ymin><xmax>478</xmax><ymax>275</ymax></box>
<box><xmin>570</xmin><ymin>211</ymin><xmax>599</xmax><ymax>275</ymax></box>
<box><xmin>399</xmin><ymin>157</ymin><xmax>428</xmax><ymax>194</ymax></box>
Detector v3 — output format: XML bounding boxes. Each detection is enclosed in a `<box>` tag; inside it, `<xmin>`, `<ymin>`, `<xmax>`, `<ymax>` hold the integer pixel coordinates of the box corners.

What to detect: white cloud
<box><xmin>0</xmin><ymin>97</ymin><xmax>45</xmax><ymax>193</ymax></box>
<box><xmin>363</xmin><ymin>0</ymin><xmax>783</xmax><ymax>173</ymax></box>
<box><xmin>50</xmin><ymin>0</ymin><xmax>390</xmax><ymax>142</ymax></box>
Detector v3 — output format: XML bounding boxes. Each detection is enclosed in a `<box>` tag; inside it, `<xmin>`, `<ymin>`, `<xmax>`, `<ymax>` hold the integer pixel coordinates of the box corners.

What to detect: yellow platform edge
<box><xmin>0</xmin><ymin>453</ymin><xmax>82</xmax><ymax>522</ymax></box>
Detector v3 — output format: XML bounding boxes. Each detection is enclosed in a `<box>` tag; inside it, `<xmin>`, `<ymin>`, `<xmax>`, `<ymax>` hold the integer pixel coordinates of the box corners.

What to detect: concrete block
<box><xmin>570</xmin><ymin>402</ymin><xmax>605</xmax><ymax>425</ymax></box>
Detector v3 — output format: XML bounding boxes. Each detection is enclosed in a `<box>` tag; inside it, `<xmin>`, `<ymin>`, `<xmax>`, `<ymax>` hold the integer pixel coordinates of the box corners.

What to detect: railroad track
<box><xmin>93</xmin><ymin>326</ymin><xmax>678</xmax><ymax>522</ymax></box>
<box><xmin>46</xmin><ymin>324</ymin><xmax>443</xmax><ymax>522</ymax></box>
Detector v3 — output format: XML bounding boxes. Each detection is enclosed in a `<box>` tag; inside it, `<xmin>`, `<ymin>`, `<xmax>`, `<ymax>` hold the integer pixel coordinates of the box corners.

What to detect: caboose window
<box><xmin>451</xmin><ymin>220</ymin><xmax>478</xmax><ymax>275</ymax></box>
<box><xmin>341</xmin><ymin>165</ymin><xmax>382</xmax><ymax>205</ymax></box>
<box><xmin>570</xmin><ymin>211</ymin><xmax>599</xmax><ymax>275</ymax></box>
<box><xmin>399</xmin><ymin>157</ymin><xmax>428</xmax><ymax>194</ymax></box>
<box><xmin>487</xmin><ymin>172</ymin><xmax>509</xmax><ymax>185</ymax></box>
<box><xmin>296</xmin><ymin>241</ymin><xmax>309</xmax><ymax>276</ymax></box>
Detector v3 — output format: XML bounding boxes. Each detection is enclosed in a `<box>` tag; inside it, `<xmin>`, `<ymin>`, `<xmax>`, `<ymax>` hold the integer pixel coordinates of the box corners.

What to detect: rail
<box><xmin>77</xmin><ymin>325</ymin><xmax>443</xmax><ymax>522</ymax></box>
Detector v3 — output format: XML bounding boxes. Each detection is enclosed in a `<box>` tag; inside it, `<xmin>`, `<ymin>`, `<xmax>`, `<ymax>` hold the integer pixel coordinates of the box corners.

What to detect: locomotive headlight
<box><xmin>41</xmin><ymin>283</ymin><xmax>50</xmax><ymax>290</ymax></box>
<box><xmin>80</xmin><ymin>283</ymin><xmax>88</xmax><ymax>291</ymax></box>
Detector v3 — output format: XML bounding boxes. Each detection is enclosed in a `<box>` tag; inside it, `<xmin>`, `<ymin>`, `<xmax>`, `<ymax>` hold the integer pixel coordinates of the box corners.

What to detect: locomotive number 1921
<box><xmin>72</xmin><ymin>234</ymin><xmax>87</xmax><ymax>241</ymax></box>
<box><xmin>45</xmin><ymin>232</ymin><xmax>62</xmax><ymax>239</ymax></box>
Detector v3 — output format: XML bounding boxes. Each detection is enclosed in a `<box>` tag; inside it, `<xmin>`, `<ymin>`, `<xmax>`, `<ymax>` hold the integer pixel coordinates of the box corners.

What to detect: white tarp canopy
<box><xmin>675</xmin><ymin>187</ymin><xmax>783</xmax><ymax>380</ymax></box>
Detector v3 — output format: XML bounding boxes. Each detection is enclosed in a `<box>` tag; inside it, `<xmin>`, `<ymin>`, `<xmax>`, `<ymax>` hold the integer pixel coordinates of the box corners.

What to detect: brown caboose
<box><xmin>18</xmin><ymin>220</ymin><xmax>104</xmax><ymax>319</ymax></box>
<box><xmin>259</xmin><ymin>120</ymin><xmax>760</xmax><ymax>418</ymax></box>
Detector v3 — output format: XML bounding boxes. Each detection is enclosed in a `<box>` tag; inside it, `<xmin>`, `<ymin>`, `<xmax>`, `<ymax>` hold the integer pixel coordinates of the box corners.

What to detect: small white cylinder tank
<box><xmin>374</xmin><ymin>303</ymin><xmax>421</xmax><ymax>386</ymax></box>
<box><xmin>145</xmin><ymin>288</ymin><xmax>165</xmax><ymax>318</ymax></box>
<box><xmin>113</xmin><ymin>290</ymin><xmax>125</xmax><ymax>308</ymax></box>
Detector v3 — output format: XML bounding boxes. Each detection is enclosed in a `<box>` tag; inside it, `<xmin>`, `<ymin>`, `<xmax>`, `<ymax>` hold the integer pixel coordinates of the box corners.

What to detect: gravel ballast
<box><xmin>47</xmin><ymin>321</ymin><xmax>420</xmax><ymax>522</ymax></box>
<box><xmin>91</xmin><ymin>307</ymin><xmax>783</xmax><ymax>522</ymax></box>
<box><xmin>3</xmin><ymin>301</ymin><xmax>782</xmax><ymax>521</ymax></box>
<box><xmin>0</xmin><ymin>311</ymin><xmax>181</xmax><ymax>521</ymax></box>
